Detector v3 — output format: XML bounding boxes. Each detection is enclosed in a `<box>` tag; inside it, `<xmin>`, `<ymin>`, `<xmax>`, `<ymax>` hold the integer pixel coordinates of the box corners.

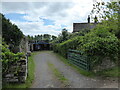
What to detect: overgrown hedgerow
<box><xmin>53</xmin><ymin>27</ymin><xmax>119</xmax><ymax>67</ymax></box>
<box><xmin>52</xmin><ymin>36</ymin><xmax>84</xmax><ymax>57</ymax></box>
<box><xmin>77</xmin><ymin>29</ymin><xmax>119</xmax><ymax>66</ymax></box>
<box><xmin>2</xmin><ymin>42</ymin><xmax>25</xmax><ymax>76</ymax></box>
<box><xmin>52</xmin><ymin>1</ymin><xmax>120</xmax><ymax>69</ymax></box>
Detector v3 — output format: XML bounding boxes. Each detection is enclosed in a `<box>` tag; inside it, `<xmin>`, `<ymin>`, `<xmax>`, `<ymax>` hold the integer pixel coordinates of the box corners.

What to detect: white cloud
<box><xmin>11</xmin><ymin>20</ymin><xmax>61</xmax><ymax>36</ymax></box>
<box><xmin>1</xmin><ymin>0</ymin><xmax>95</xmax><ymax>36</ymax></box>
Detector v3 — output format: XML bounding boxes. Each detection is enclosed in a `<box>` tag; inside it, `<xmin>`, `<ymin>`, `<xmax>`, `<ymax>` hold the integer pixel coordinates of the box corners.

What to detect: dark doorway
<box><xmin>32</xmin><ymin>41</ymin><xmax>50</xmax><ymax>51</ymax></box>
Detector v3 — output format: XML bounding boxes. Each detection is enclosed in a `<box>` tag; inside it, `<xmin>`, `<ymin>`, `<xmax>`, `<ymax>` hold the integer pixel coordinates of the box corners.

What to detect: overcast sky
<box><xmin>1</xmin><ymin>0</ymin><xmax>110</xmax><ymax>36</ymax></box>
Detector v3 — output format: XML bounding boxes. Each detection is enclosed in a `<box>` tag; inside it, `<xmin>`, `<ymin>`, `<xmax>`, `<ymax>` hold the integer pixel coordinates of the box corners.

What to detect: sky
<box><xmin>1</xmin><ymin>0</ymin><xmax>110</xmax><ymax>36</ymax></box>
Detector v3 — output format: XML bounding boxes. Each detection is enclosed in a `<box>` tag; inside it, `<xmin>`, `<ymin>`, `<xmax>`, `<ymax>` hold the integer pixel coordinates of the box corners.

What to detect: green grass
<box><xmin>53</xmin><ymin>52</ymin><xmax>94</xmax><ymax>77</ymax></box>
<box><xmin>47</xmin><ymin>61</ymin><xmax>69</xmax><ymax>86</ymax></box>
<box><xmin>95</xmin><ymin>66</ymin><xmax>120</xmax><ymax>77</ymax></box>
<box><xmin>53</xmin><ymin>52</ymin><xmax>119</xmax><ymax>78</ymax></box>
<box><xmin>3</xmin><ymin>51</ymin><xmax>39</xmax><ymax>88</ymax></box>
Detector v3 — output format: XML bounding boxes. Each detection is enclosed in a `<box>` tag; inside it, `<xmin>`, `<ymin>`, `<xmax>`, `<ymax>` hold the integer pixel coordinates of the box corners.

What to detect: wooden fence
<box><xmin>67</xmin><ymin>49</ymin><xmax>91</xmax><ymax>71</ymax></box>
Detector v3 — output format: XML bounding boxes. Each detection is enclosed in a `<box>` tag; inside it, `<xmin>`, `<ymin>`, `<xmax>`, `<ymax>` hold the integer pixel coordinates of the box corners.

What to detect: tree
<box><xmin>27</xmin><ymin>35</ymin><xmax>34</xmax><ymax>43</ymax></box>
<box><xmin>90</xmin><ymin>1</ymin><xmax>120</xmax><ymax>38</ymax></box>
<box><xmin>1</xmin><ymin>13</ymin><xmax>23</xmax><ymax>46</ymax></box>
<box><xmin>51</xmin><ymin>35</ymin><xmax>57</xmax><ymax>41</ymax></box>
<box><xmin>43</xmin><ymin>34</ymin><xmax>51</xmax><ymax>43</ymax></box>
<box><xmin>37</xmin><ymin>35</ymin><xmax>43</xmax><ymax>41</ymax></box>
<box><xmin>61</xmin><ymin>28</ymin><xmax>69</xmax><ymax>41</ymax></box>
<box><xmin>91</xmin><ymin>1</ymin><xmax>119</xmax><ymax>21</ymax></box>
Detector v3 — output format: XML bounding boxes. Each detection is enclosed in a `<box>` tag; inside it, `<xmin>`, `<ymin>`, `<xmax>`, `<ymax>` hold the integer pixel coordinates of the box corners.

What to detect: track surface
<box><xmin>31</xmin><ymin>51</ymin><xmax>118</xmax><ymax>88</ymax></box>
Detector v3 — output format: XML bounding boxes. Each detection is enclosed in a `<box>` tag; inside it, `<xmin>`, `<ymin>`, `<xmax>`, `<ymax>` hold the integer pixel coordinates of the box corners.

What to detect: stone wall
<box><xmin>93</xmin><ymin>57</ymin><xmax>116</xmax><ymax>72</ymax></box>
<box><xmin>19</xmin><ymin>36</ymin><xmax>30</xmax><ymax>53</ymax></box>
<box><xmin>10</xmin><ymin>36</ymin><xmax>30</xmax><ymax>53</ymax></box>
<box><xmin>3</xmin><ymin>57</ymin><xmax>28</xmax><ymax>83</ymax></box>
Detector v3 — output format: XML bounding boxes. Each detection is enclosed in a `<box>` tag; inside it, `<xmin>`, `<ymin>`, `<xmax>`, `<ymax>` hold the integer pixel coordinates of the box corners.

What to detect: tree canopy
<box><xmin>1</xmin><ymin>13</ymin><xmax>24</xmax><ymax>46</ymax></box>
<box><xmin>27</xmin><ymin>34</ymin><xmax>57</xmax><ymax>43</ymax></box>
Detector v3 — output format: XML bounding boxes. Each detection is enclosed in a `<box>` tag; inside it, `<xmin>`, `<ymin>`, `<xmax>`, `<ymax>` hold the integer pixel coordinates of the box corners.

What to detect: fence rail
<box><xmin>67</xmin><ymin>49</ymin><xmax>90</xmax><ymax>71</ymax></box>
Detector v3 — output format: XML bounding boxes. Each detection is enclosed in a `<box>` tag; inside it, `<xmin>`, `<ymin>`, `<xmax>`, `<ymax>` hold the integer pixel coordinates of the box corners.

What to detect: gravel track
<box><xmin>31</xmin><ymin>51</ymin><xmax>118</xmax><ymax>88</ymax></box>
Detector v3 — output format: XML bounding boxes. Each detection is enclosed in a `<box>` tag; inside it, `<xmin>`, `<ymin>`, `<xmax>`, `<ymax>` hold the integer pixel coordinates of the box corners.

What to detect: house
<box><xmin>73</xmin><ymin>15</ymin><xmax>98</xmax><ymax>32</ymax></box>
<box><xmin>73</xmin><ymin>23</ymin><xmax>97</xmax><ymax>32</ymax></box>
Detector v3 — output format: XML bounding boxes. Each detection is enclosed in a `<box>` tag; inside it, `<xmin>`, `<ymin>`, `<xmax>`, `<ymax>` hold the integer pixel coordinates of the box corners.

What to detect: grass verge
<box><xmin>53</xmin><ymin>52</ymin><xmax>119</xmax><ymax>78</ymax></box>
<box><xmin>53</xmin><ymin>52</ymin><xmax>94</xmax><ymax>77</ymax></box>
<box><xmin>95</xmin><ymin>66</ymin><xmax>120</xmax><ymax>77</ymax></box>
<box><xmin>47</xmin><ymin>61</ymin><xmax>69</xmax><ymax>86</ymax></box>
<box><xmin>2</xmin><ymin>51</ymin><xmax>39</xmax><ymax>88</ymax></box>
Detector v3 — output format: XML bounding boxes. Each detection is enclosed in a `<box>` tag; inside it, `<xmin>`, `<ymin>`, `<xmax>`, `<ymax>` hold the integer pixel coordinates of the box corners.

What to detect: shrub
<box><xmin>1</xmin><ymin>42</ymin><xmax>25</xmax><ymax>75</ymax></box>
<box><xmin>53</xmin><ymin>36</ymin><xmax>84</xmax><ymax>57</ymax></box>
<box><xmin>77</xmin><ymin>29</ymin><xmax>119</xmax><ymax>66</ymax></box>
<box><xmin>52</xmin><ymin>27</ymin><xmax>119</xmax><ymax>68</ymax></box>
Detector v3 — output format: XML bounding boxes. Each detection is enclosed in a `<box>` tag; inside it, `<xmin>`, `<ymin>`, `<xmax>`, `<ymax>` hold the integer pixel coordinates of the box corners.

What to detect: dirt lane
<box><xmin>31</xmin><ymin>52</ymin><xmax>62</xmax><ymax>88</ymax></box>
<box><xmin>31</xmin><ymin>51</ymin><xmax>118</xmax><ymax>88</ymax></box>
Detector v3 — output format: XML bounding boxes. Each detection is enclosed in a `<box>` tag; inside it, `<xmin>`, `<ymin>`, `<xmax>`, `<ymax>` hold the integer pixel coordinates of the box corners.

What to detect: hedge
<box><xmin>52</xmin><ymin>29</ymin><xmax>119</xmax><ymax>67</ymax></box>
<box><xmin>52</xmin><ymin>36</ymin><xmax>84</xmax><ymax>57</ymax></box>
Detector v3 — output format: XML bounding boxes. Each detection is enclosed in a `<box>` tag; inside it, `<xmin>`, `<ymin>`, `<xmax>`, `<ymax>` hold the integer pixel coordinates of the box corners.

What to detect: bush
<box><xmin>1</xmin><ymin>42</ymin><xmax>25</xmax><ymax>75</ymax></box>
<box><xmin>76</xmin><ymin>29</ymin><xmax>119</xmax><ymax>66</ymax></box>
<box><xmin>52</xmin><ymin>27</ymin><xmax>119</xmax><ymax>68</ymax></box>
<box><xmin>53</xmin><ymin>36</ymin><xmax>84</xmax><ymax>57</ymax></box>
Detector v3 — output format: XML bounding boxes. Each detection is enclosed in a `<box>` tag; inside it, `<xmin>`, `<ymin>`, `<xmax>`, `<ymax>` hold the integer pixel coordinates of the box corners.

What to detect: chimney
<box><xmin>87</xmin><ymin>15</ymin><xmax>90</xmax><ymax>23</ymax></box>
<box><xmin>94</xmin><ymin>15</ymin><xmax>98</xmax><ymax>23</ymax></box>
